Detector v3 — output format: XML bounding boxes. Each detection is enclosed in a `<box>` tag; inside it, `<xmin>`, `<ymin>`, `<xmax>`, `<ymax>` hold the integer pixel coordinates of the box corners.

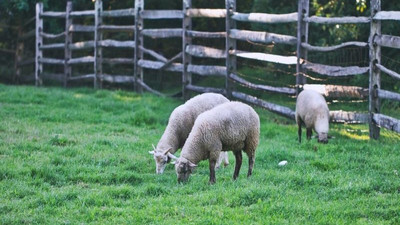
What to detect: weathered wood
<box><xmin>101</xmin><ymin>8</ymin><xmax>135</xmax><ymax>17</ymax></box>
<box><xmin>304</xmin><ymin>16</ymin><xmax>370</xmax><ymax>24</ymax></box>
<box><xmin>134</xmin><ymin>0</ymin><xmax>144</xmax><ymax>93</ymax></box>
<box><xmin>100</xmin><ymin>74</ymin><xmax>134</xmax><ymax>83</ymax></box>
<box><xmin>232</xmin><ymin>12</ymin><xmax>298</xmax><ymax>23</ymax></box>
<box><xmin>69</xmin><ymin>41</ymin><xmax>95</xmax><ymax>50</ymax></box>
<box><xmin>141</xmin><ymin>10</ymin><xmax>183</xmax><ymax>19</ymax></box>
<box><xmin>375</xmin><ymin>63</ymin><xmax>400</xmax><ymax>80</ymax></box>
<box><xmin>186</xmin><ymin>84</ymin><xmax>226</xmax><ymax>95</ymax></box>
<box><xmin>369</xmin><ymin>0</ymin><xmax>381</xmax><ymax>139</ymax></box>
<box><xmin>232</xmin><ymin>50</ymin><xmax>298</xmax><ymax>65</ymax></box>
<box><xmin>139</xmin><ymin>46</ymin><xmax>167</xmax><ymax>62</ymax></box>
<box><xmin>226</xmin><ymin>0</ymin><xmax>236</xmax><ymax>99</ymax></box>
<box><xmin>373</xmin><ymin>113</ymin><xmax>400</xmax><ymax>133</ymax></box>
<box><xmin>230</xmin><ymin>29</ymin><xmax>297</xmax><ymax>45</ymax></box>
<box><xmin>377</xmin><ymin>89</ymin><xmax>400</xmax><ymax>102</ymax></box>
<box><xmin>99</xmin><ymin>40</ymin><xmax>135</xmax><ymax>48</ymax></box>
<box><xmin>182</xmin><ymin>0</ymin><xmax>192</xmax><ymax>100</ymax></box>
<box><xmin>296</xmin><ymin>0</ymin><xmax>309</xmax><ymax>94</ymax></box>
<box><xmin>68</xmin><ymin>56</ymin><xmax>95</xmax><ymax>64</ymax></box>
<box><xmin>64</xmin><ymin>1</ymin><xmax>73</xmax><ymax>87</ymax></box>
<box><xmin>40</xmin><ymin>11</ymin><xmax>66</xmax><ymax>18</ymax></box>
<box><xmin>68</xmin><ymin>74</ymin><xmax>95</xmax><ymax>81</ymax></box>
<box><xmin>138</xmin><ymin>59</ymin><xmax>183</xmax><ymax>72</ymax></box>
<box><xmin>230</xmin><ymin>73</ymin><xmax>296</xmax><ymax>95</ymax></box>
<box><xmin>41</xmin><ymin>31</ymin><xmax>66</xmax><ymax>39</ymax></box>
<box><xmin>69</xmin><ymin>25</ymin><xmax>95</xmax><ymax>32</ymax></box>
<box><xmin>232</xmin><ymin>91</ymin><xmax>296</xmax><ymax>120</ymax></box>
<box><xmin>374</xmin><ymin>11</ymin><xmax>400</xmax><ymax>21</ymax></box>
<box><xmin>186</xmin><ymin>30</ymin><xmax>226</xmax><ymax>38</ymax></box>
<box><xmin>102</xmin><ymin>58</ymin><xmax>134</xmax><ymax>64</ymax></box>
<box><xmin>94</xmin><ymin>0</ymin><xmax>103</xmax><ymax>88</ymax></box>
<box><xmin>186</xmin><ymin>44</ymin><xmax>225</xmax><ymax>58</ymax></box>
<box><xmin>14</xmin><ymin>27</ymin><xmax>24</xmax><ymax>83</ymax></box>
<box><xmin>40</xmin><ymin>43</ymin><xmax>66</xmax><ymax>50</ymax></box>
<box><xmin>374</xmin><ymin>34</ymin><xmax>400</xmax><ymax>49</ymax></box>
<box><xmin>40</xmin><ymin>57</ymin><xmax>65</xmax><ymax>65</ymax></box>
<box><xmin>186</xmin><ymin>9</ymin><xmax>226</xmax><ymax>18</ymax></box>
<box><xmin>302</xmin><ymin>62</ymin><xmax>369</xmax><ymax>76</ymax></box>
<box><xmin>137</xmin><ymin>79</ymin><xmax>166</xmax><ymax>96</ymax></box>
<box><xmin>301</xmin><ymin>42</ymin><xmax>368</xmax><ymax>52</ymax></box>
<box><xmin>142</xmin><ymin>28</ymin><xmax>182</xmax><ymax>38</ymax></box>
<box><xmin>187</xmin><ymin>64</ymin><xmax>226</xmax><ymax>77</ymax></box>
<box><xmin>159</xmin><ymin>52</ymin><xmax>183</xmax><ymax>71</ymax></box>
<box><xmin>23</xmin><ymin>16</ymin><xmax>36</xmax><ymax>27</ymax></box>
<box><xmin>35</xmin><ymin>3</ymin><xmax>43</xmax><ymax>86</ymax></box>
<box><xmin>99</xmin><ymin>25</ymin><xmax>135</xmax><ymax>32</ymax></box>
<box><xmin>329</xmin><ymin>111</ymin><xmax>369</xmax><ymax>124</ymax></box>
<box><xmin>70</xmin><ymin>10</ymin><xmax>95</xmax><ymax>17</ymax></box>
<box><xmin>303</xmin><ymin>84</ymin><xmax>369</xmax><ymax>99</ymax></box>
<box><xmin>19</xmin><ymin>29</ymin><xmax>35</xmax><ymax>41</ymax></box>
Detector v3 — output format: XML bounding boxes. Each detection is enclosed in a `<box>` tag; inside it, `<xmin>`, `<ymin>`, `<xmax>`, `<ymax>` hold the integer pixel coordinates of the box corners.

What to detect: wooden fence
<box><xmin>13</xmin><ymin>0</ymin><xmax>400</xmax><ymax>139</ymax></box>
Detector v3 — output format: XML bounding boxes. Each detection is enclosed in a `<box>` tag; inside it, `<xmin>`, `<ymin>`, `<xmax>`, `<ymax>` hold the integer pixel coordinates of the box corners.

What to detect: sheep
<box><xmin>174</xmin><ymin>101</ymin><xmax>260</xmax><ymax>184</ymax></box>
<box><xmin>149</xmin><ymin>93</ymin><xmax>230</xmax><ymax>174</ymax></box>
<box><xmin>295</xmin><ymin>89</ymin><xmax>330</xmax><ymax>144</ymax></box>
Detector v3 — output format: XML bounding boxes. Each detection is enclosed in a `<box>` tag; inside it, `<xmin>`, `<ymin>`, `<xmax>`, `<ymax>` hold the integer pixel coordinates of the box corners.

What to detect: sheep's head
<box><xmin>174</xmin><ymin>157</ymin><xmax>197</xmax><ymax>183</ymax></box>
<box><xmin>149</xmin><ymin>146</ymin><xmax>177</xmax><ymax>174</ymax></box>
<box><xmin>317</xmin><ymin>132</ymin><xmax>328</xmax><ymax>144</ymax></box>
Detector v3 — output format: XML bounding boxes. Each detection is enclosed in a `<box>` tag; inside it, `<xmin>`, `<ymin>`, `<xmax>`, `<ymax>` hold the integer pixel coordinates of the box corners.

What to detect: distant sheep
<box><xmin>149</xmin><ymin>93</ymin><xmax>229</xmax><ymax>174</ymax></box>
<box><xmin>174</xmin><ymin>101</ymin><xmax>260</xmax><ymax>184</ymax></box>
<box><xmin>295</xmin><ymin>89</ymin><xmax>329</xmax><ymax>144</ymax></box>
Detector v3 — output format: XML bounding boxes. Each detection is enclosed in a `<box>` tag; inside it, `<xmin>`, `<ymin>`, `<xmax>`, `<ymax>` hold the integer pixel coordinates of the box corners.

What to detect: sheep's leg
<box><xmin>306</xmin><ymin>128</ymin><xmax>312</xmax><ymax>140</ymax></box>
<box><xmin>297</xmin><ymin>117</ymin><xmax>302</xmax><ymax>143</ymax></box>
<box><xmin>233</xmin><ymin>151</ymin><xmax>242</xmax><ymax>180</ymax></box>
<box><xmin>247</xmin><ymin>155</ymin><xmax>255</xmax><ymax>177</ymax></box>
<box><xmin>209</xmin><ymin>158</ymin><xmax>217</xmax><ymax>184</ymax></box>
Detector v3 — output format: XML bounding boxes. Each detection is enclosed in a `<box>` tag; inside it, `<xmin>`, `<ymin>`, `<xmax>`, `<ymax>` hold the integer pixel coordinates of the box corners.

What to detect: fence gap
<box><xmin>64</xmin><ymin>1</ymin><xmax>73</xmax><ymax>87</ymax></box>
<box><xmin>182</xmin><ymin>0</ymin><xmax>192</xmax><ymax>100</ymax></box>
<box><xmin>296</xmin><ymin>0</ymin><xmax>309</xmax><ymax>94</ymax></box>
<box><xmin>35</xmin><ymin>2</ymin><xmax>43</xmax><ymax>86</ymax></box>
<box><xmin>225</xmin><ymin>0</ymin><xmax>236</xmax><ymax>99</ymax></box>
<box><xmin>134</xmin><ymin>0</ymin><xmax>144</xmax><ymax>93</ymax></box>
<box><xmin>369</xmin><ymin>0</ymin><xmax>381</xmax><ymax>139</ymax></box>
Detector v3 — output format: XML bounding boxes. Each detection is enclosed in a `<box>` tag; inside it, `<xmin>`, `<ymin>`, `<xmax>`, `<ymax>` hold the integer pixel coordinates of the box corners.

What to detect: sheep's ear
<box><xmin>162</xmin><ymin>147</ymin><xmax>173</xmax><ymax>155</ymax></box>
<box><xmin>167</xmin><ymin>152</ymin><xmax>178</xmax><ymax>160</ymax></box>
<box><xmin>149</xmin><ymin>151</ymin><xmax>155</xmax><ymax>155</ymax></box>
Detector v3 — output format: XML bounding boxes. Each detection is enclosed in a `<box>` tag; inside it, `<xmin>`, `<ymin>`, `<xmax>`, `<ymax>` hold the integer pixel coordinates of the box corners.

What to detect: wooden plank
<box><xmin>40</xmin><ymin>57</ymin><xmax>65</xmax><ymax>65</ymax></box>
<box><xmin>101</xmin><ymin>8</ymin><xmax>135</xmax><ymax>17</ymax></box>
<box><xmin>182</xmin><ymin>0</ymin><xmax>192</xmax><ymax>100</ymax></box>
<box><xmin>19</xmin><ymin>29</ymin><xmax>35</xmax><ymax>40</ymax></box>
<box><xmin>232</xmin><ymin>12</ymin><xmax>297</xmax><ymax>23</ymax></box>
<box><xmin>301</xmin><ymin>41</ymin><xmax>368</xmax><ymax>52</ymax></box>
<box><xmin>35</xmin><ymin>3</ymin><xmax>43</xmax><ymax>86</ymax></box>
<box><xmin>40</xmin><ymin>43</ymin><xmax>66</xmax><ymax>50</ymax></box>
<box><xmin>230</xmin><ymin>73</ymin><xmax>296</xmax><ymax>95</ymax></box>
<box><xmin>369</xmin><ymin>0</ymin><xmax>381</xmax><ymax>139</ymax></box>
<box><xmin>186</xmin><ymin>9</ymin><xmax>226</xmax><ymax>18</ymax></box>
<box><xmin>304</xmin><ymin>16</ymin><xmax>369</xmax><ymax>24</ymax></box>
<box><xmin>94</xmin><ymin>0</ymin><xmax>103</xmax><ymax>89</ymax></box>
<box><xmin>375</xmin><ymin>63</ymin><xmax>400</xmax><ymax>80</ymax></box>
<box><xmin>102</xmin><ymin>58</ymin><xmax>134</xmax><ymax>64</ymax></box>
<box><xmin>142</xmin><ymin>28</ymin><xmax>182</xmax><ymax>38</ymax></box>
<box><xmin>40</xmin><ymin>11</ymin><xmax>66</xmax><ymax>18</ymax></box>
<box><xmin>187</xmin><ymin>64</ymin><xmax>226</xmax><ymax>77</ymax></box>
<box><xmin>373</xmin><ymin>113</ymin><xmax>400</xmax><ymax>133</ymax></box>
<box><xmin>230</xmin><ymin>29</ymin><xmax>297</xmax><ymax>45</ymax></box>
<box><xmin>141</xmin><ymin>10</ymin><xmax>183</xmax><ymax>19</ymax></box>
<box><xmin>232</xmin><ymin>50</ymin><xmax>298</xmax><ymax>65</ymax></box>
<box><xmin>303</xmin><ymin>84</ymin><xmax>368</xmax><ymax>99</ymax></box>
<box><xmin>69</xmin><ymin>41</ymin><xmax>95</xmax><ymax>50</ymax></box>
<box><xmin>69</xmin><ymin>25</ymin><xmax>95</xmax><ymax>32</ymax></box>
<box><xmin>159</xmin><ymin>52</ymin><xmax>182</xmax><ymax>71</ymax></box>
<box><xmin>99</xmin><ymin>25</ymin><xmax>135</xmax><ymax>32</ymax></box>
<box><xmin>68</xmin><ymin>56</ymin><xmax>95</xmax><ymax>64</ymax></box>
<box><xmin>226</xmin><ymin>0</ymin><xmax>237</xmax><ymax>99</ymax></box>
<box><xmin>64</xmin><ymin>1</ymin><xmax>73</xmax><ymax>87</ymax></box>
<box><xmin>232</xmin><ymin>91</ymin><xmax>296</xmax><ymax>120</ymax></box>
<box><xmin>186</xmin><ymin>44</ymin><xmax>225</xmax><ymax>58</ymax></box>
<box><xmin>137</xmin><ymin>79</ymin><xmax>165</xmax><ymax>96</ymax></box>
<box><xmin>374</xmin><ymin>11</ymin><xmax>400</xmax><ymax>21</ymax></box>
<box><xmin>99</xmin><ymin>40</ymin><xmax>135</xmax><ymax>48</ymax></box>
<box><xmin>377</xmin><ymin>89</ymin><xmax>400</xmax><ymax>102</ymax></box>
<box><xmin>374</xmin><ymin>34</ymin><xmax>400</xmax><ymax>49</ymax></box>
<box><xmin>134</xmin><ymin>0</ymin><xmax>144</xmax><ymax>93</ymax></box>
<box><xmin>329</xmin><ymin>111</ymin><xmax>369</xmax><ymax>124</ymax></box>
<box><xmin>186</xmin><ymin>84</ymin><xmax>226</xmax><ymax>95</ymax></box>
<box><xmin>139</xmin><ymin>46</ymin><xmax>167</xmax><ymax>62</ymax></box>
<box><xmin>186</xmin><ymin>30</ymin><xmax>226</xmax><ymax>38</ymax></box>
<box><xmin>138</xmin><ymin>59</ymin><xmax>183</xmax><ymax>72</ymax></box>
<box><xmin>41</xmin><ymin>31</ymin><xmax>66</xmax><ymax>39</ymax></box>
<box><xmin>100</xmin><ymin>74</ymin><xmax>134</xmax><ymax>83</ymax></box>
<box><xmin>68</xmin><ymin>74</ymin><xmax>95</xmax><ymax>81</ymax></box>
<box><xmin>302</xmin><ymin>62</ymin><xmax>369</xmax><ymax>76</ymax></box>
<box><xmin>296</xmin><ymin>0</ymin><xmax>309</xmax><ymax>94</ymax></box>
<box><xmin>70</xmin><ymin>10</ymin><xmax>95</xmax><ymax>17</ymax></box>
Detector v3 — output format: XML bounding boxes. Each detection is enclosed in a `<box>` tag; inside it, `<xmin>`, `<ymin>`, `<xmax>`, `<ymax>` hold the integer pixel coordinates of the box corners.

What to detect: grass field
<box><xmin>1</xmin><ymin>84</ymin><xmax>400</xmax><ymax>224</ymax></box>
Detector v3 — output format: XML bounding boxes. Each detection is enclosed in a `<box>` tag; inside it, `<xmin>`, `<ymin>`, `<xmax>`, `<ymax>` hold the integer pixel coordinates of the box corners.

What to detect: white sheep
<box><xmin>174</xmin><ymin>101</ymin><xmax>260</xmax><ymax>184</ymax></box>
<box><xmin>149</xmin><ymin>93</ymin><xmax>230</xmax><ymax>174</ymax></box>
<box><xmin>295</xmin><ymin>89</ymin><xmax>330</xmax><ymax>143</ymax></box>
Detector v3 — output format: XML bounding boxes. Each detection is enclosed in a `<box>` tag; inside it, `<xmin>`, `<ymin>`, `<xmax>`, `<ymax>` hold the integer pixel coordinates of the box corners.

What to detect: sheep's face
<box><xmin>175</xmin><ymin>158</ymin><xmax>197</xmax><ymax>183</ymax></box>
<box><xmin>149</xmin><ymin>147</ymin><xmax>176</xmax><ymax>174</ymax></box>
<box><xmin>318</xmin><ymin>132</ymin><xmax>328</xmax><ymax>144</ymax></box>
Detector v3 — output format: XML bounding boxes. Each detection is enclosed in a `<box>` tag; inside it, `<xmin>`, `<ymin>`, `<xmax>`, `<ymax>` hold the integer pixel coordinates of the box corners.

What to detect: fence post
<box><xmin>35</xmin><ymin>2</ymin><xmax>43</xmax><ymax>86</ymax></box>
<box><xmin>225</xmin><ymin>0</ymin><xmax>236</xmax><ymax>99</ymax></box>
<box><xmin>296</xmin><ymin>0</ymin><xmax>309</xmax><ymax>95</ymax></box>
<box><xmin>94</xmin><ymin>0</ymin><xmax>103</xmax><ymax>88</ymax></box>
<box><xmin>14</xmin><ymin>26</ymin><xmax>24</xmax><ymax>84</ymax></box>
<box><xmin>134</xmin><ymin>0</ymin><xmax>144</xmax><ymax>93</ymax></box>
<box><xmin>64</xmin><ymin>1</ymin><xmax>73</xmax><ymax>87</ymax></box>
<box><xmin>369</xmin><ymin>0</ymin><xmax>381</xmax><ymax>139</ymax></box>
<box><xmin>182</xmin><ymin>0</ymin><xmax>192</xmax><ymax>100</ymax></box>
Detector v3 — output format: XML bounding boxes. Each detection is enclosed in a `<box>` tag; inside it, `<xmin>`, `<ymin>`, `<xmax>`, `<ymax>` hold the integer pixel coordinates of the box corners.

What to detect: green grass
<box><xmin>0</xmin><ymin>84</ymin><xmax>400</xmax><ymax>224</ymax></box>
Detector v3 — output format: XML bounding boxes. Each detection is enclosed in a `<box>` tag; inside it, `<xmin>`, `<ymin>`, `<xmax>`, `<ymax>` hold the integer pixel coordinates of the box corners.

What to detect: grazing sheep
<box><xmin>295</xmin><ymin>89</ymin><xmax>329</xmax><ymax>144</ymax></box>
<box><xmin>174</xmin><ymin>101</ymin><xmax>260</xmax><ymax>184</ymax></box>
<box><xmin>149</xmin><ymin>93</ymin><xmax>229</xmax><ymax>174</ymax></box>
